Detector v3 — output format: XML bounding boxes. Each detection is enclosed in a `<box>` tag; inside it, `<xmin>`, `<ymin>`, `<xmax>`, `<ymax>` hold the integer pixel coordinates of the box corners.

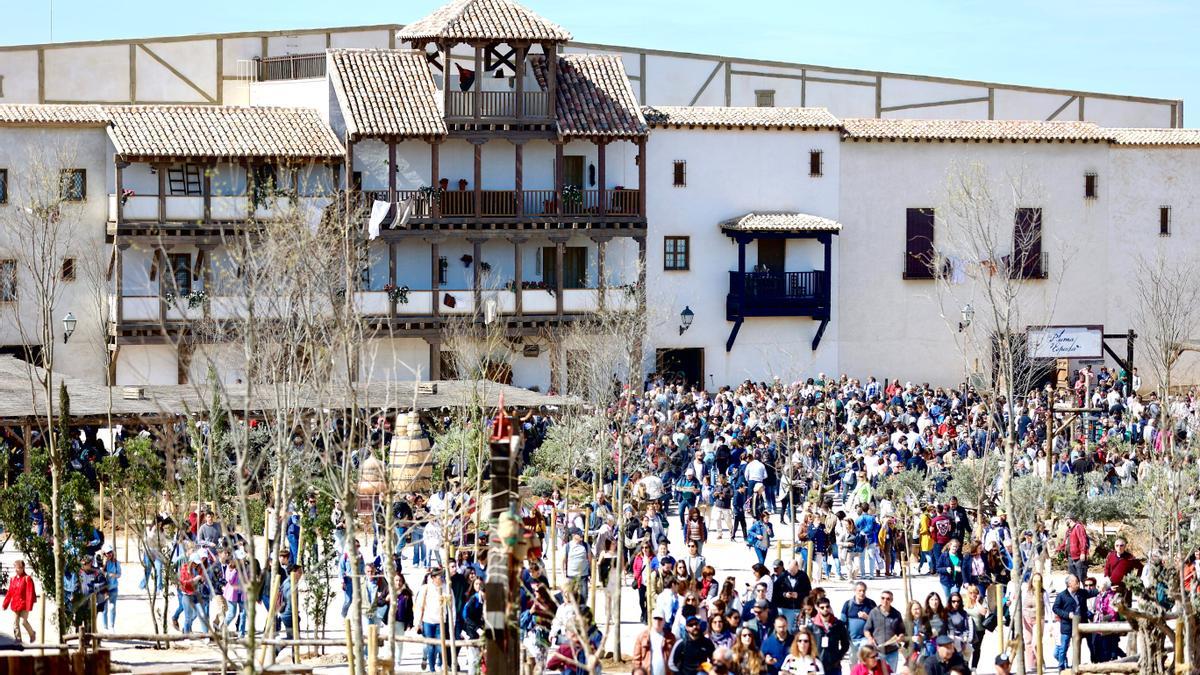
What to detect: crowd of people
<box><xmin>1</xmin><ymin>367</ymin><xmax>1197</xmax><ymax>675</ymax></box>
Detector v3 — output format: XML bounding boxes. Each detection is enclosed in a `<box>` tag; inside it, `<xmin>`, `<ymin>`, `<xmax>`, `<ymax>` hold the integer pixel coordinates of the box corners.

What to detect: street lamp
<box><xmin>62</xmin><ymin>312</ymin><xmax>77</xmax><ymax>344</ymax></box>
<box><xmin>678</xmin><ymin>305</ymin><xmax>694</xmax><ymax>336</ymax></box>
<box><xmin>958</xmin><ymin>303</ymin><xmax>974</xmax><ymax>333</ymax></box>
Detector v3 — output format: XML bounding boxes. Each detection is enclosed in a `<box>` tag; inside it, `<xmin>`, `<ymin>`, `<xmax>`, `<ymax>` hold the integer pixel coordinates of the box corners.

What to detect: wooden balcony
<box><xmin>255</xmin><ymin>53</ymin><xmax>326</xmax><ymax>81</ymax></box>
<box><xmin>726</xmin><ymin>270</ymin><xmax>830</xmax><ymax>320</ymax></box>
<box><xmin>445</xmin><ymin>90</ymin><xmax>550</xmax><ymax>120</ymax></box>
<box><xmin>365</xmin><ymin>188</ymin><xmax>643</xmax><ymax>228</ymax></box>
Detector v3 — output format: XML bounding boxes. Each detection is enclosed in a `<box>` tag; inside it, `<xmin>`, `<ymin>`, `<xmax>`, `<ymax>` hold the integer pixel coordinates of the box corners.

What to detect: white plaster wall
<box><xmin>359</xmin><ymin>337</ymin><xmax>430</xmax><ymax>383</ymax></box>
<box><xmin>644</xmin><ymin>127</ymin><xmax>841</xmax><ymax>387</ymax></box>
<box><xmin>0</xmin><ymin>50</ymin><xmax>40</xmax><ymax>103</ymax></box>
<box><xmin>249</xmin><ymin>80</ymin><xmax>328</xmax><ymax>120</ymax></box>
<box><xmin>838</xmin><ymin>140</ymin><xmax>1111</xmax><ymax>386</ymax></box>
<box><xmin>44</xmin><ymin>45</ymin><xmax>130</xmax><ymax>103</ymax></box>
<box><xmin>510</xmin><ymin>347</ymin><xmax>551</xmax><ymax>391</ymax></box>
<box><xmin>116</xmin><ymin>345</ymin><xmax>177</xmax><ymax>385</ymax></box>
<box><xmin>0</xmin><ymin>127</ymin><xmax>111</xmax><ymax>383</ymax></box>
<box><xmin>136</xmin><ymin>41</ymin><xmax>219</xmax><ymax>103</ymax></box>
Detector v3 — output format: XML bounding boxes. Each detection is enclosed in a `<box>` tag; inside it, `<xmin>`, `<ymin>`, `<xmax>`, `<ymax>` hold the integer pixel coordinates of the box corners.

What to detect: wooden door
<box><xmin>564</xmin><ymin>156</ymin><xmax>585</xmax><ymax>188</ymax></box>
<box><xmin>757</xmin><ymin>239</ymin><xmax>786</xmax><ymax>273</ymax></box>
<box><xmin>541</xmin><ymin>246</ymin><xmax>587</xmax><ymax>288</ymax></box>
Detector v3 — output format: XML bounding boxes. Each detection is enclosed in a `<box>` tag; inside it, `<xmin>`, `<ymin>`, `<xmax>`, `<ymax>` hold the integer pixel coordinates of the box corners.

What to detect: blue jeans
<box><xmin>754</xmin><ymin>546</ymin><xmax>768</xmax><ymax>565</ymax></box>
<box><xmin>882</xmin><ymin>649</ymin><xmax>899</xmax><ymax>672</ymax></box>
<box><xmin>224</xmin><ymin>599</ymin><xmax>246</xmax><ymax>636</ymax></box>
<box><xmin>942</xmin><ymin>583</ymin><xmax>960</xmax><ymax>603</ymax></box>
<box><xmin>860</xmin><ymin>545</ymin><xmax>878</xmax><ymax>577</ymax></box>
<box><xmin>181</xmin><ymin>594</ymin><xmax>209</xmax><ymax>633</ymax></box>
<box><xmin>422</xmin><ymin>622</ymin><xmax>442</xmax><ymax>671</ymax></box>
<box><xmin>1055</xmin><ymin>631</ymin><xmax>1072</xmax><ymax>669</ymax></box>
<box><xmin>140</xmin><ymin>555</ymin><xmax>164</xmax><ymax>590</ymax></box>
<box><xmin>411</xmin><ymin>528</ymin><xmax>427</xmax><ymax>566</ymax></box>
<box><xmin>102</xmin><ymin>590</ymin><xmax>118</xmax><ymax>629</ymax></box>
<box><xmin>172</xmin><ymin>588</ymin><xmax>186</xmax><ymax>623</ymax></box>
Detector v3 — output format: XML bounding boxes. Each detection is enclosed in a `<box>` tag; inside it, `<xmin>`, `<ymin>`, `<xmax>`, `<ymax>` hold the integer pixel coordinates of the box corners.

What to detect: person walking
<box><xmin>415</xmin><ymin>568</ymin><xmax>449</xmax><ymax>672</ymax></box>
<box><xmin>1053</xmin><ymin>574</ymin><xmax>1097</xmax><ymax>671</ymax></box>
<box><xmin>810</xmin><ymin>597</ymin><xmax>850</xmax><ymax>675</ymax></box>
<box><xmin>748</xmin><ymin>510</ymin><xmax>774</xmax><ymax>566</ymax></box>
<box><xmin>100</xmin><ymin>544</ymin><xmax>121</xmax><ymax>630</ymax></box>
<box><xmin>1058</xmin><ymin>516</ymin><xmax>1090</xmax><ymax>583</ymax></box>
<box><xmin>222</xmin><ymin>549</ymin><xmax>246</xmax><ymax>637</ymax></box>
<box><xmin>863</xmin><ymin>590</ymin><xmax>905</xmax><ymax>672</ymax></box>
<box><xmin>3</xmin><ymin>560</ymin><xmax>36</xmax><ymax>643</ymax></box>
<box><xmin>633</xmin><ymin>609</ymin><xmax>677</xmax><ymax>675</ymax></box>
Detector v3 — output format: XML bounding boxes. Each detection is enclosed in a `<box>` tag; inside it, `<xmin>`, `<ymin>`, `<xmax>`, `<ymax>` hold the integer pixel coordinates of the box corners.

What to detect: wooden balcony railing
<box><xmin>727</xmin><ymin>270</ymin><xmax>829</xmax><ymax>319</ymax></box>
<box><xmin>256</xmin><ymin>53</ymin><xmax>326</xmax><ymax>81</ymax></box>
<box><xmin>363</xmin><ymin>189</ymin><xmax>642</xmax><ymax>220</ymax></box>
<box><xmin>445</xmin><ymin>90</ymin><xmax>550</xmax><ymax>119</ymax></box>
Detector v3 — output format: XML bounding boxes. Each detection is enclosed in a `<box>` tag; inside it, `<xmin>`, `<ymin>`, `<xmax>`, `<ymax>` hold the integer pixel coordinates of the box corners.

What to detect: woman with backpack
<box><xmin>747</xmin><ymin>510</ymin><xmax>774</xmax><ymax>566</ymax></box>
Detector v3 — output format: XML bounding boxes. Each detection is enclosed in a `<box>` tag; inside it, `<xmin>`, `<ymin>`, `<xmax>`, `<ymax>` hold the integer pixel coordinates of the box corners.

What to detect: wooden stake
<box><xmin>368</xmin><ymin>624</ymin><xmax>379</xmax><ymax>673</ymax></box>
<box><xmin>1035</xmin><ymin>573</ymin><xmax>1045</xmax><ymax>675</ymax></box>
<box><xmin>995</xmin><ymin>582</ymin><xmax>1005</xmax><ymax>654</ymax></box>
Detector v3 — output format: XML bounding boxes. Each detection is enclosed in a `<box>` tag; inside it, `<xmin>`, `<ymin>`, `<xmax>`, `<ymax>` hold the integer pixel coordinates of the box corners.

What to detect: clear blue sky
<box><xmin>6</xmin><ymin>0</ymin><xmax>1198</xmax><ymax>125</ymax></box>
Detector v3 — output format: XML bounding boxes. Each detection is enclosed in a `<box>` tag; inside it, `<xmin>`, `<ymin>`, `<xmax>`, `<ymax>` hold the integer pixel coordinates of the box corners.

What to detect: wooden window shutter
<box><xmin>904</xmin><ymin>208</ymin><xmax>935</xmax><ymax>278</ymax></box>
<box><xmin>672</xmin><ymin>160</ymin><xmax>686</xmax><ymax>187</ymax></box>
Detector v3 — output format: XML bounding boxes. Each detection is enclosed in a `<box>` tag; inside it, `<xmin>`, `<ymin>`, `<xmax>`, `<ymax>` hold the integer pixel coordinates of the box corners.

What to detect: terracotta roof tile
<box><xmin>398</xmin><ymin>0</ymin><xmax>571</xmax><ymax>43</ymax></box>
<box><xmin>643</xmin><ymin>106</ymin><xmax>840</xmax><ymax>130</ymax></box>
<box><xmin>0</xmin><ymin>104</ymin><xmax>110</xmax><ymax>126</ymax></box>
<box><xmin>841</xmin><ymin>118</ymin><xmax>1111</xmax><ymax>142</ymax></box>
<box><xmin>328</xmin><ymin>49</ymin><xmax>446</xmax><ymax>139</ymax></box>
<box><xmin>720</xmin><ymin>212</ymin><xmax>842</xmax><ymax>233</ymax></box>
<box><xmin>1110</xmin><ymin>128</ymin><xmax>1200</xmax><ymax>146</ymax></box>
<box><xmin>107</xmin><ymin>106</ymin><xmax>343</xmax><ymax>159</ymax></box>
<box><xmin>533</xmin><ymin>54</ymin><xmax>647</xmax><ymax>139</ymax></box>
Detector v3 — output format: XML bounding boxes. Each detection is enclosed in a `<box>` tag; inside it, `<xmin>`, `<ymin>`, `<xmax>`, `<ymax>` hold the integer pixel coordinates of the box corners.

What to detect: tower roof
<box><xmin>327</xmin><ymin>49</ymin><xmax>447</xmax><ymax>140</ymax></box>
<box><xmin>397</xmin><ymin>0</ymin><xmax>572</xmax><ymax>43</ymax></box>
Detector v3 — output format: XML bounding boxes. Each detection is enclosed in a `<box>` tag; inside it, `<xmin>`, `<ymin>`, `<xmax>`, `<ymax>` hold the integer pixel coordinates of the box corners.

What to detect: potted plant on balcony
<box><xmin>561</xmin><ymin>184</ymin><xmax>582</xmax><ymax>212</ymax></box>
<box><xmin>383</xmin><ymin>283</ymin><xmax>410</xmax><ymax>304</ymax></box>
<box><xmin>186</xmin><ymin>290</ymin><xmax>208</xmax><ymax>309</ymax></box>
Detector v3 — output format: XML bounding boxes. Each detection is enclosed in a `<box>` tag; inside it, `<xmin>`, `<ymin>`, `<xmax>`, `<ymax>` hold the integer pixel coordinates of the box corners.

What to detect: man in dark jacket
<box><xmin>945</xmin><ymin>496</ymin><xmax>971</xmax><ymax>542</ymax></box>
<box><xmin>839</xmin><ymin>582</ymin><xmax>876</xmax><ymax>665</ymax></box>
<box><xmin>774</xmin><ymin>559</ymin><xmax>812</xmax><ymax>631</ymax></box>
<box><xmin>810</xmin><ymin>597</ymin><xmax>851</xmax><ymax>675</ymax></box>
<box><xmin>1053</xmin><ymin>574</ymin><xmax>1097</xmax><ymax>670</ymax></box>
<box><xmin>670</xmin><ymin>615</ymin><xmax>715</xmax><ymax>675</ymax></box>
<box><xmin>863</xmin><ymin>590</ymin><xmax>906</xmax><ymax>672</ymax></box>
<box><xmin>924</xmin><ymin>634</ymin><xmax>971</xmax><ymax>675</ymax></box>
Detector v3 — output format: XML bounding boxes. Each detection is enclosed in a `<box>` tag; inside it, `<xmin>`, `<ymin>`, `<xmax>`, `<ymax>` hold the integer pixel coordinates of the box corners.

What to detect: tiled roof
<box><xmin>842</xmin><ymin>118</ymin><xmax>1111</xmax><ymax>142</ymax></box>
<box><xmin>328</xmin><ymin>49</ymin><xmax>446</xmax><ymax>140</ymax></box>
<box><xmin>643</xmin><ymin>106</ymin><xmax>841</xmax><ymax>130</ymax></box>
<box><xmin>0</xmin><ymin>104</ymin><xmax>110</xmax><ymax>126</ymax></box>
<box><xmin>533</xmin><ymin>54</ymin><xmax>647</xmax><ymax>139</ymax></box>
<box><xmin>720</xmin><ymin>212</ymin><xmax>843</xmax><ymax>233</ymax></box>
<box><xmin>1110</xmin><ymin>128</ymin><xmax>1200</xmax><ymax>146</ymax></box>
<box><xmin>397</xmin><ymin>0</ymin><xmax>571</xmax><ymax>43</ymax></box>
<box><xmin>107</xmin><ymin>106</ymin><xmax>343</xmax><ymax>159</ymax></box>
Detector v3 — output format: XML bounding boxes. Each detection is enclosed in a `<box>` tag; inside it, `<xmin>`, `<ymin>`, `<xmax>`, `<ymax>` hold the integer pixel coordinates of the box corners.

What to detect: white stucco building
<box><xmin>0</xmin><ymin>0</ymin><xmax>1196</xmax><ymax>391</ymax></box>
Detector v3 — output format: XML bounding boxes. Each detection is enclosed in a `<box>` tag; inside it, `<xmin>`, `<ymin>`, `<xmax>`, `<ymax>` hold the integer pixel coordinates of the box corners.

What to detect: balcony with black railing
<box><xmin>726</xmin><ymin>270</ymin><xmax>830</xmax><ymax>320</ymax></box>
<box><xmin>361</xmin><ymin>187</ymin><xmax>643</xmax><ymax>227</ymax></box>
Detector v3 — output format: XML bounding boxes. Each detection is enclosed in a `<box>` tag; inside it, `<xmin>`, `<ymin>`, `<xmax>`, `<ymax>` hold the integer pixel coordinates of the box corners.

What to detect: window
<box><xmin>1012</xmin><ymin>207</ymin><xmax>1045</xmax><ymax>279</ymax></box>
<box><xmin>664</xmin><ymin>236</ymin><xmax>690</xmax><ymax>271</ymax></box>
<box><xmin>61</xmin><ymin>257</ymin><xmax>76</xmax><ymax>282</ymax></box>
<box><xmin>672</xmin><ymin>160</ymin><xmax>686</xmax><ymax>187</ymax></box>
<box><xmin>167</xmin><ymin>253</ymin><xmax>192</xmax><ymax>297</ymax></box>
<box><xmin>0</xmin><ymin>168</ymin><xmax>7</xmax><ymax>204</ymax></box>
<box><xmin>809</xmin><ymin>150</ymin><xmax>823</xmax><ymax>177</ymax></box>
<box><xmin>1084</xmin><ymin>172</ymin><xmax>1098</xmax><ymax>199</ymax></box>
<box><xmin>755</xmin><ymin>90</ymin><xmax>775</xmax><ymax>107</ymax></box>
<box><xmin>0</xmin><ymin>260</ymin><xmax>15</xmax><ymax>301</ymax></box>
<box><xmin>60</xmin><ymin>169</ymin><xmax>85</xmax><ymax>201</ymax></box>
<box><xmin>1160</xmin><ymin>206</ymin><xmax>1171</xmax><ymax>236</ymax></box>
<box><xmin>903</xmin><ymin>208</ymin><xmax>937</xmax><ymax>279</ymax></box>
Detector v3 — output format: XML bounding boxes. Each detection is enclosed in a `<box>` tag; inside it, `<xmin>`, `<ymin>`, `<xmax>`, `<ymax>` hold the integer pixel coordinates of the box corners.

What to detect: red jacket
<box><xmin>1063</xmin><ymin>523</ymin><xmax>1089</xmax><ymax>561</ymax></box>
<box><xmin>4</xmin><ymin>573</ymin><xmax>37</xmax><ymax>612</ymax></box>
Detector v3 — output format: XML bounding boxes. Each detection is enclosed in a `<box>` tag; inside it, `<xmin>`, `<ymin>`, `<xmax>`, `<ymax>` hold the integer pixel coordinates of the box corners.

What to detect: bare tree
<box><xmin>1131</xmin><ymin>252</ymin><xmax>1200</xmax><ymax>442</ymax></box>
<box><xmin>0</xmin><ymin>143</ymin><xmax>89</xmax><ymax>637</ymax></box>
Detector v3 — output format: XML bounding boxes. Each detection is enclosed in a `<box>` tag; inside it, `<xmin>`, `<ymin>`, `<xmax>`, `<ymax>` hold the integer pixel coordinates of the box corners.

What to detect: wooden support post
<box><xmin>471</xmin><ymin>238</ymin><xmax>483</xmax><ymax>312</ymax></box>
<box><xmin>114</xmin><ymin>161</ymin><xmax>126</xmax><ymax>226</ymax></box>
<box><xmin>511</xmin><ymin>236</ymin><xmax>525</xmax><ymax>317</ymax></box>
<box><xmin>995</xmin><ymin>582</ymin><xmax>1005</xmax><ymax>654</ymax></box>
<box><xmin>115</xmin><ymin>244</ymin><xmax>127</xmax><ymax>327</ymax></box>
<box><xmin>441</xmin><ymin>42</ymin><xmax>451</xmax><ymax>117</ymax></box>
<box><xmin>1070</xmin><ymin>613</ymin><xmax>1082</xmax><ymax>672</ymax></box>
<box><xmin>553</xmin><ymin>236</ymin><xmax>566</xmax><ymax>317</ymax></box>
<box><xmin>430</xmin><ymin>239</ymin><xmax>441</xmax><ymax>318</ymax></box>
<box><xmin>636</xmin><ymin>236</ymin><xmax>647</xmax><ymax>289</ymax></box>
<box><xmin>595</xmin><ymin>237</ymin><xmax>607</xmax><ymax>312</ymax></box>
<box><xmin>513</xmin><ymin>140</ymin><xmax>524</xmax><ymax>217</ymax></box>
<box><xmin>514</xmin><ymin>45</ymin><xmax>526</xmax><ymax>120</ymax></box>
<box><xmin>483</xmin><ymin>404</ymin><xmax>522</xmax><ymax>675</ymax></box>
<box><xmin>345</xmin><ymin>139</ymin><xmax>355</xmax><ymax>227</ymax></box>
<box><xmin>554</xmin><ymin>142</ymin><xmax>564</xmax><ymax>215</ymax></box>
<box><xmin>428</xmin><ymin>337</ymin><xmax>441</xmax><ymax>380</ymax></box>
<box><xmin>156</xmin><ymin>164</ymin><xmax>167</xmax><ymax>224</ymax></box>
<box><xmin>388</xmin><ymin>242</ymin><xmax>397</xmax><ymax>318</ymax></box>
<box><xmin>387</xmin><ymin>141</ymin><xmax>397</xmax><ymax>202</ymax></box>
<box><xmin>473</xmin><ymin>44</ymin><xmax>483</xmax><ymax>122</ymax></box>
<box><xmin>546</xmin><ymin>44</ymin><xmax>558</xmax><ymax>120</ymax></box>
<box><xmin>597</xmin><ymin>141</ymin><xmax>607</xmax><ymax>217</ymax></box>
<box><xmin>473</xmin><ymin>140</ymin><xmax>483</xmax><ymax>219</ymax></box>
<box><xmin>202</xmin><ymin>164</ymin><xmax>212</xmax><ymax>224</ymax></box>
<box><xmin>1035</xmin><ymin>573</ymin><xmax>1045</xmax><ymax>675</ymax></box>
<box><xmin>637</xmin><ymin>138</ymin><xmax>647</xmax><ymax>218</ymax></box>
<box><xmin>431</xmin><ymin>141</ymin><xmax>441</xmax><ymax>219</ymax></box>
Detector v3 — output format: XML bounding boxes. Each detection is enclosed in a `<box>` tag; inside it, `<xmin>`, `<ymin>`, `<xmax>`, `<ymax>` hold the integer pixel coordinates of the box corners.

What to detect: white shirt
<box><xmin>744</xmin><ymin>460</ymin><xmax>767</xmax><ymax>482</ymax></box>
<box><xmin>649</xmin><ymin>630</ymin><xmax>666</xmax><ymax>675</ymax></box>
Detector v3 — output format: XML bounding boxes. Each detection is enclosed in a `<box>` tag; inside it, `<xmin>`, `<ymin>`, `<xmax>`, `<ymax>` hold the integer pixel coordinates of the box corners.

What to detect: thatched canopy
<box><xmin>0</xmin><ymin>356</ymin><xmax>569</xmax><ymax>426</ymax></box>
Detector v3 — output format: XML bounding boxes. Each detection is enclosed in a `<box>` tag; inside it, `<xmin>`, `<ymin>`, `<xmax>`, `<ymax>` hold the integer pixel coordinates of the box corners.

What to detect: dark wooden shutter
<box><xmin>1014</xmin><ymin>207</ymin><xmax>1043</xmax><ymax>277</ymax></box>
<box><xmin>904</xmin><ymin>208</ymin><xmax>935</xmax><ymax>278</ymax></box>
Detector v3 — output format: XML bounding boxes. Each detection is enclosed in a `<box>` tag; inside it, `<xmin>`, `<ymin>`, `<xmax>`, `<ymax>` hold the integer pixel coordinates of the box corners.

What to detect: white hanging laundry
<box><xmin>396</xmin><ymin>196</ymin><xmax>417</xmax><ymax>228</ymax></box>
<box><xmin>368</xmin><ymin>200</ymin><xmax>392</xmax><ymax>240</ymax></box>
<box><xmin>949</xmin><ymin>256</ymin><xmax>967</xmax><ymax>285</ymax></box>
